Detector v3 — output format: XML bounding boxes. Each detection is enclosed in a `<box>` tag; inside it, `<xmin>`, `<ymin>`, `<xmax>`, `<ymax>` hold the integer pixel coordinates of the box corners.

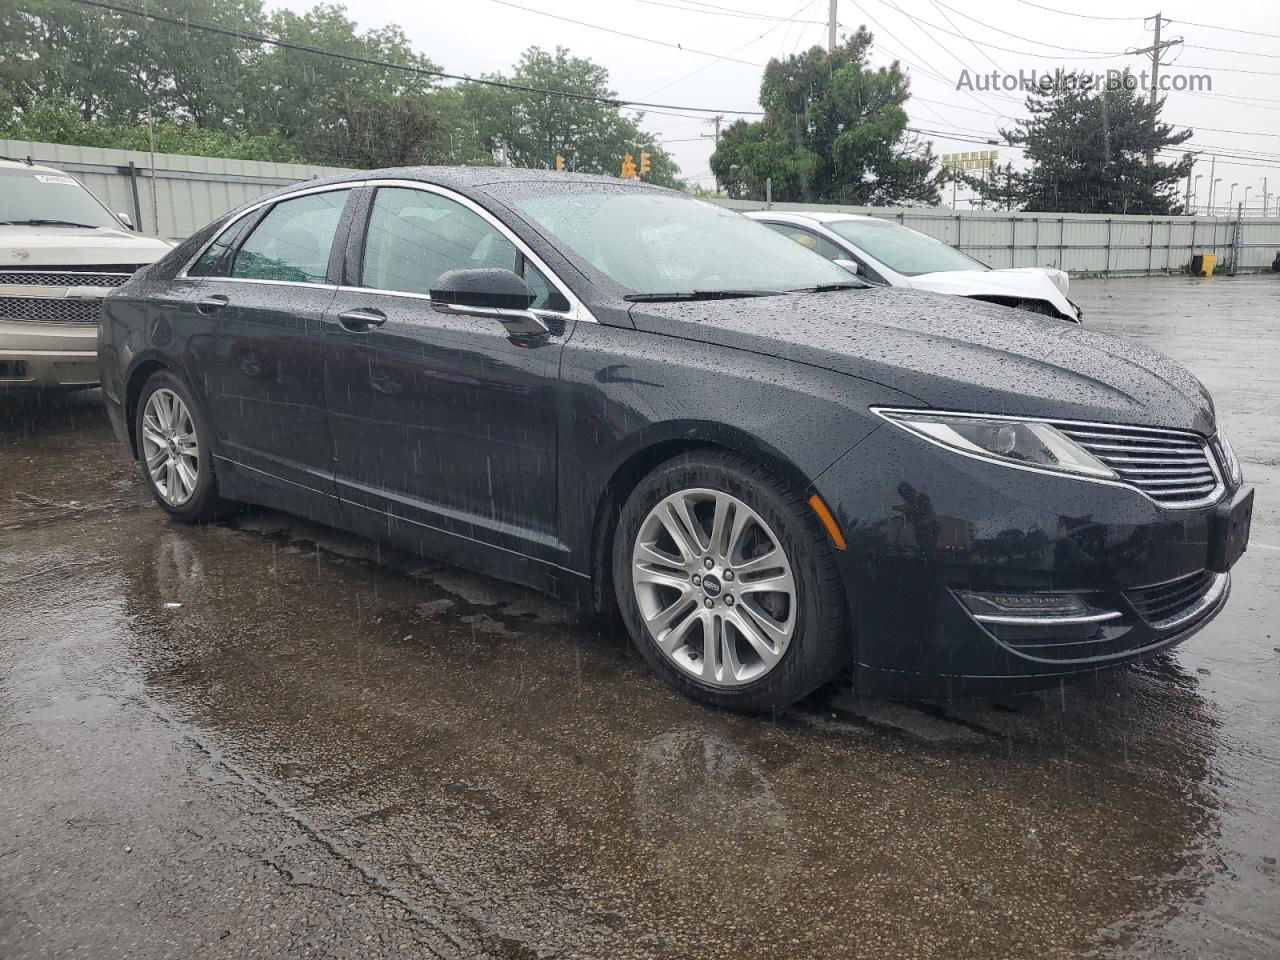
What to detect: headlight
<box><xmin>1215</xmin><ymin>430</ymin><xmax>1243</xmax><ymax>485</ymax></box>
<box><xmin>875</xmin><ymin>410</ymin><xmax>1117</xmax><ymax>479</ymax></box>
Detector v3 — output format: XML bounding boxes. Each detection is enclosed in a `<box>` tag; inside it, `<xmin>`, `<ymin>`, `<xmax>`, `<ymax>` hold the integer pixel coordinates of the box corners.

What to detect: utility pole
<box><xmin>1184</xmin><ymin>156</ymin><xmax>1194</xmax><ymax>213</ymax></box>
<box><xmin>1206</xmin><ymin>155</ymin><xmax>1217</xmax><ymax>214</ymax></box>
<box><xmin>1126</xmin><ymin>13</ymin><xmax>1182</xmax><ymax>165</ymax></box>
<box><xmin>828</xmin><ymin>0</ymin><xmax>837</xmax><ymax>53</ymax></box>
<box><xmin>1264</xmin><ymin>177</ymin><xmax>1269</xmax><ymax>217</ymax></box>
<box><xmin>702</xmin><ymin>115</ymin><xmax>724</xmax><ymax>194</ymax></box>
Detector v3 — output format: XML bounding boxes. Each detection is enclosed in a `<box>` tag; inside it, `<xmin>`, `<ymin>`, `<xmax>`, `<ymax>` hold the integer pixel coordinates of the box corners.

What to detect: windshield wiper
<box><xmin>786</xmin><ymin>281</ymin><xmax>871</xmax><ymax>293</ymax></box>
<box><xmin>623</xmin><ymin>289</ymin><xmax>782</xmax><ymax>302</ymax></box>
<box><xmin>0</xmin><ymin>218</ymin><xmax>103</xmax><ymax>228</ymax></box>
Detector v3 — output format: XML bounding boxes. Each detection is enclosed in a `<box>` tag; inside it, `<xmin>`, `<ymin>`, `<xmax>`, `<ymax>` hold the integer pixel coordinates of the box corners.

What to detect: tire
<box><xmin>612</xmin><ymin>450</ymin><xmax>846</xmax><ymax>712</ymax></box>
<box><xmin>134</xmin><ymin>370</ymin><xmax>231</xmax><ymax>523</ymax></box>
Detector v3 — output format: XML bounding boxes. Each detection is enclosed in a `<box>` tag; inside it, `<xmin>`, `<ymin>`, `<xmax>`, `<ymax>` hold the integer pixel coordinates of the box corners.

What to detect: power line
<box><xmin>1169</xmin><ymin>61</ymin><xmax>1280</xmax><ymax>78</ymax></box>
<box><xmin>868</xmin><ymin>0</ymin><xmax>1131</xmax><ymax>59</ymax></box>
<box><xmin>634</xmin><ymin>0</ymin><xmax>825</xmax><ymax>24</ymax></box>
<box><xmin>1185</xmin><ymin>43</ymin><xmax>1280</xmax><ymax>61</ymax></box>
<box><xmin>644</xmin><ymin>0</ymin><xmax>819</xmax><ymax>97</ymax></box>
<box><xmin>927</xmin><ymin>0</ymin><xmax>1004</xmax><ymax>73</ymax></box>
<box><xmin>490</xmin><ymin>0</ymin><xmax>765</xmax><ymax>66</ymax></box>
<box><xmin>66</xmin><ymin>0</ymin><xmax>767</xmax><ymax>117</ymax></box>
<box><xmin>1167</xmin><ymin>19</ymin><xmax>1280</xmax><ymax>42</ymax></box>
<box><xmin>1011</xmin><ymin>1</ymin><xmax>1141</xmax><ymax>21</ymax></box>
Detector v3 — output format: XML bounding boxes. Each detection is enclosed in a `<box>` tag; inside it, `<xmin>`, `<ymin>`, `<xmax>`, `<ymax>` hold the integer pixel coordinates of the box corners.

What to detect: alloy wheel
<box><xmin>141</xmin><ymin>388</ymin><xmax>200</xmax><ymax>506</ymax></box>
<box><xmin>631</xmin><ymin>487</ymin><xmax>797</xmax><ymax>687</ymax></box>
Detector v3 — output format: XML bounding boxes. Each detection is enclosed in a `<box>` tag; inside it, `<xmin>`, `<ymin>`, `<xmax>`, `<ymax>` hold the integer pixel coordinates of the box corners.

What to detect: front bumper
<box><xmin>814</xmin><ymin>423</ymin><xmax>1249</xmax><ymax>697</ymax></box>
<box><xmin>0</xmin><ymin>319</ymin><xmax>99</xmax><ymax>388</ymax></box>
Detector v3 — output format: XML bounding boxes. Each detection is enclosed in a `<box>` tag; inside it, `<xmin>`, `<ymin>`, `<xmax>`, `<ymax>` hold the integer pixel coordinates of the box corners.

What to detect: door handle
<box><xmin>338</xmin><ymin>307</ymin><xmax>387</xmax><ymax>332</ymax></box>
<box><xmin>196</xmin><ymin>294</ymin><xmax>229</xmax><ymax>315</ymax></box>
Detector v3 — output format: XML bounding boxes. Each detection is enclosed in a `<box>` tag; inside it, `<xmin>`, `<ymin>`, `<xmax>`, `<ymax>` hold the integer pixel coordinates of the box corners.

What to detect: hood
<box><xmin>628</xmin><ymin>287</ymin><xmax>1215</xmax><ymax>435</ymax></box>
<box><xmin>1002</xmin><ymin>266</ymin><xmax>1070</xmax><ymax>295</ymax></box>
<box><xmin>907</xmin><ymin>268</ymin><xmax>1079</xmax><ymax>321</ymax></box>
<box><xmin>0</xmin><ymin>225</ymin><xmax>173</xmax><ymax>266</ymax></box>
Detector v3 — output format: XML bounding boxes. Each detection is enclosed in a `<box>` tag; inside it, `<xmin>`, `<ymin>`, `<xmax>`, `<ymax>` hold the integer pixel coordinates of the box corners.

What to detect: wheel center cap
<box><xmin>701</xmin><ymin>574</ymin><xmax>722</xmax><ymax>598</ymax></box>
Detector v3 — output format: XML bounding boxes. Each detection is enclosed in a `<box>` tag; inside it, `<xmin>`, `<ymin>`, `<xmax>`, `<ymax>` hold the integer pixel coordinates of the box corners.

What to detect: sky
<box><xmin>279</xmin><ymin>0</ymin><xmax>1280</xmax><ymax>212</ymax></box>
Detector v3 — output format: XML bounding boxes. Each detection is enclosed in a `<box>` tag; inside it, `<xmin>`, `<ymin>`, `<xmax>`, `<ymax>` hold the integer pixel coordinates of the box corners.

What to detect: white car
<box><xmin>745</xmin><ymin>210</ymin><xmax>1082</xmax><ymax>323</ymax></box>
<box><xmin>1</xmin><ymin>158</ymin><xmax>172</xmax><ymax>390</ymax></box>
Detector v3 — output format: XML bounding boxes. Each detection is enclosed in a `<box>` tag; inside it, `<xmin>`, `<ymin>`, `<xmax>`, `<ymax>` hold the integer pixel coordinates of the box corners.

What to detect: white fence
<box><xmin>717</xmin><ymin>199</ymin><xmax>1280</xmax><ymax>275</ymax></box>
<box><xmin>4</xmin><ymin>138</ymin><xmax>1278</xmax><ymax>275</ymax></box>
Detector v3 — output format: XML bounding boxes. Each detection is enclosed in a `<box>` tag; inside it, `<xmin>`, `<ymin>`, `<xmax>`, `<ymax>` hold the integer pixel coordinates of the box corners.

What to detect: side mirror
<box><xmin>833</xmin><ymin>258</ymin><xmax>862</xmax><ymax>276</ymax></box>
<box><xmin>116</xmin><ymin>211</ymin><xmax>135</xmax><ymax>230</ymax></box>
<box><xmin>430</xmin><ymin>267</ymin><xmax>548</xmax><ymax>336</ymax></box>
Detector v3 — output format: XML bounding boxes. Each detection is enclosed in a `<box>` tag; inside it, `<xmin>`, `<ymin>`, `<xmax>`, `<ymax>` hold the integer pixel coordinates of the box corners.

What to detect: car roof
<box><xmin>744</xmin><ymin>210</ymin><xmax>878</xmax><ymax>224</ymax></box>
<box><xmin>288</xmin><ymin>164</ymin><xmax>662</xmax><ymax>194</ymax></box>
<box><xmin>0</xmin><ymin>157</ymin><xmax>74</xmax><ymax>177</ymax></box>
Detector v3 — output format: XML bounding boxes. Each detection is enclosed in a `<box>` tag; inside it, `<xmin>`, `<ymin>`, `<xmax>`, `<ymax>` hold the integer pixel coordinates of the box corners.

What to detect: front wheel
<box><xmin>613</xmin><ymin>450</ymin><xmax>847</xmax><ymax>712</ymax></box>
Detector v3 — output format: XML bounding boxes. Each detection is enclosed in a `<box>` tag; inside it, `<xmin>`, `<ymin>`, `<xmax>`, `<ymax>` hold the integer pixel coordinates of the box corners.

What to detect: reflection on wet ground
<box><xmin>2</xmin><ymin>275</ymin><xmax>1278</xmax><ymax>959</ymax></box>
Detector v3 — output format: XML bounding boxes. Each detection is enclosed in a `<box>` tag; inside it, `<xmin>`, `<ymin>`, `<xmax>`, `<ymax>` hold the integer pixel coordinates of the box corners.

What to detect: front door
<box><xmin>322</xmin><ymin>184</ymin><xmax>571</xmax><ymax>563</ymax></box>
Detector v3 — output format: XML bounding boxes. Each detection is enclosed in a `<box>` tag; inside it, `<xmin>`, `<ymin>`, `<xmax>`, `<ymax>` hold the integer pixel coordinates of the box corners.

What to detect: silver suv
<box><xmin>1</xmin><ymin>158</ymin><xmax>171</xmax><ymax>389</ymax></box>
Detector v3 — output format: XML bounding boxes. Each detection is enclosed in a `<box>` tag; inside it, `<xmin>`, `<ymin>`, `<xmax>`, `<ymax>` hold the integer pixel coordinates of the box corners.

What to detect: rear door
<box><xmin>321</xmin><ymin>183</ymin><xmax>573</xmax><ymax>563</ymax></box>
<box><xmin>196</xmin><ymin>187</ymin><xmax>355</xmax><ymax>494</ymax></box>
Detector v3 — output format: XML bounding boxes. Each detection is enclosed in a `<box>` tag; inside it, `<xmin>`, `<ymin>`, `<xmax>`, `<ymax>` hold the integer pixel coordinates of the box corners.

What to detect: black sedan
<box><xmin>98</xmin><ymin>168</ymin><xmax>1253</xmax><ymax>710</ymax></box>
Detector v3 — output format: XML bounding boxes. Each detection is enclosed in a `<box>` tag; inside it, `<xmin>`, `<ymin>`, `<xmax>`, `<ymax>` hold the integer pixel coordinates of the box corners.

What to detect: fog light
<box><xmin>958</xmin><ymin>590</ymin><xmax>1121</xmax><ymax>625</ymax></box>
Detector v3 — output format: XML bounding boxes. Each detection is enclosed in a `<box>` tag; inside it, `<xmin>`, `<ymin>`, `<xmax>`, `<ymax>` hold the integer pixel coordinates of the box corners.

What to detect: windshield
<box><xmin>826</xmin><ymin>218</ymin><xmax>988</xmax><ymax>276</ymax></box>
<box><xmin>503</xmin><ymin>186</ymin><xmax>853</xmax><ymax>295</ymax></box>
<box><xmin>0</xmin><ymin>168</ymin><xmax>121</xmax><ymax>229</ymax></box>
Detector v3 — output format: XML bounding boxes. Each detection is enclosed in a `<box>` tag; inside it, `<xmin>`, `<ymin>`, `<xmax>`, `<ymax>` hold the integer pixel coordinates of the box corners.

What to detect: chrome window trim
<box><xmin>178</xmin><ymin>178</ymin><xmax>595</xmax><ymax>323</ymax></box>
<box><xmin>352</xmin><ymin>179</ymin><xmax>594</xmax><ymax>324</ymax></box>
<box><xmin>177</xmin><ymin>181</ymin><xmax>367</xmax><ymax>281</ymax></box>
<box><xmin>175</xmin><ymin>276</ymin><xmax>339</xmax><ymax>291</ymax></box>
<box><xmin>872</xmin><ymin>406</ymin><xmax>1225</xmax><ymax>510</ymax></box>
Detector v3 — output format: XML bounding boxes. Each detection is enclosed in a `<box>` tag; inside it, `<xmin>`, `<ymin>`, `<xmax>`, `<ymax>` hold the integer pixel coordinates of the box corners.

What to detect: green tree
<box><xmin>956</xmin><ymin>162</ymin><xmax>1022</xmax><ymax>211</ymax></box>
<box><xmin>974</xmin><ymin>73</ymin><xmax>1193</xmax><ymax>214</ymax></box>
<box><xmin>0</xmin><ymin>99</ymin><xmax>300</xmax><ymax>161</ymax></box>
<box><xmin>456</xmin><ymin>47</ymin><xmax>682</xmax><ymax>187</ymax></box>
<box><xmin>246</xmin><ymin>4</ymin><xmax>445</xmax><ymax>166</ymax></box>
<box><xmin>711</xmin><ymin>31</ymin><xmax>939</xmax><ymax>205</ymax></box>
<box><xmin>0</xmin><ymin>0</ymin><xmax>138</xmax><ymax>121</ymax></box>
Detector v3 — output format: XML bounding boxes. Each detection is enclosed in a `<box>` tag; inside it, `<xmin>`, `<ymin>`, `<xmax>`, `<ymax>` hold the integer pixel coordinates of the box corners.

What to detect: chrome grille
<box><xmin>0</xmin><ymin>266</ymin><xmax>140</xmax><ymax>287</ymax></box>
<box><xmin>0</xmin><ymin>296</ymin><xmax>102</xmax><ymax>324</ymax></box>
<box><xmin>1053</xmin><ymin>421</ymin><xmax>1220</xmax><ymax>506</ymax></box>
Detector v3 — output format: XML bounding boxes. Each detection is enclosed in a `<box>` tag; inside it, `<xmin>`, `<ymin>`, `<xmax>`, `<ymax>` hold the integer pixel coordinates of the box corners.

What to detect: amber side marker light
<box><xmin>807</xmin><ymin>493</ymin><xmax>847</xmax><ymax>550</ymax></box>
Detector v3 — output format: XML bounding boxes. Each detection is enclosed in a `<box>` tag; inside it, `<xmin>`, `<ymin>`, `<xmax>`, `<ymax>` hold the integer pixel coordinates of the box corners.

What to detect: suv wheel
<box><xmin>613</xmin><ymin>450</ymin><xmax>846</xmax><ymax>711</ymax></box>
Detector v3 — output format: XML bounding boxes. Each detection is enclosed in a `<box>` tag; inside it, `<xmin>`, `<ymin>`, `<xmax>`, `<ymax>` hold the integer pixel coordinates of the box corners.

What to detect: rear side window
<box><xmin>188</xmin><ymin>215</ymin><xmax>258</xmax><ymax>278</ymax></box>
<box><xmin>361</xmin><ymin>187</ymin><xmax>568</xmax><ymax>311</ymax></box>
<box><xmin>230</xmin><ymin>190</ymin><xmax>350</xmax><ymax>284</ymax></box>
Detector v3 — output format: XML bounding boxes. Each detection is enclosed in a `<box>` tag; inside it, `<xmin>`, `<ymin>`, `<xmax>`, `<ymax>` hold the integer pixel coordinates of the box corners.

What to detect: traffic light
<box><xmin>639</xmin><ymin>150</ymin><xmax>651</xmax><ymax>176</ymax></box>
<box><xmin>555</xmin><ymin>154</ymin><xmax>566</xmax><ymax>172</ymax></box>
<box><xmin>621</xmin><ymin>152</ymin><xmax>637</xmax><ymax>179</ymax></box>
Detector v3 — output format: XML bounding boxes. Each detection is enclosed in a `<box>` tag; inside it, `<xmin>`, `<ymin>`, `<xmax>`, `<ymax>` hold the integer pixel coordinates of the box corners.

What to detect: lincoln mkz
<box><xmin>98</xmin><ymin>169</ymin><xmax>1253</xmax><ymax>710</ymax></box>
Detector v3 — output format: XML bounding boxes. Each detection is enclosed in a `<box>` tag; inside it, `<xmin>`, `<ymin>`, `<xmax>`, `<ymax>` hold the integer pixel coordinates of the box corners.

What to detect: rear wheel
<box><xmin>135</xmin><ymin>371</ymin><xmax>230</xmax><ymax>523</ymax></box>
<box><xmin>613</xmin><ymin>450</ymin><xmax>846</xmax><ymax>711</ymax></box>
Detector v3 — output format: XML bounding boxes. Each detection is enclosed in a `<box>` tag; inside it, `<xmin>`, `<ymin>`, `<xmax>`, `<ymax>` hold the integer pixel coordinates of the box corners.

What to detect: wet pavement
<box><xmin>2</xmin><ymin>274</ymin><xmax>1278</xmax><ymax>959</ymax></box>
